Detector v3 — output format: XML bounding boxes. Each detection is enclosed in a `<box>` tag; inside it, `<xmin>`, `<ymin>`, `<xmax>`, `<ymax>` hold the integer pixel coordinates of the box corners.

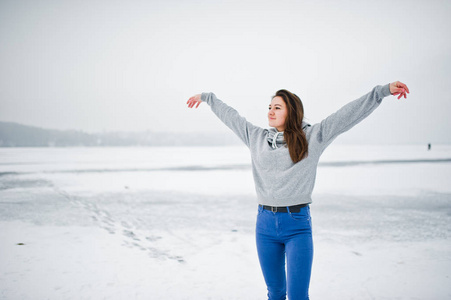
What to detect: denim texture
<box><xmin>256</xmin><ymin>205</ymin><xmax>314</xmax><ymax>300</ymax></box>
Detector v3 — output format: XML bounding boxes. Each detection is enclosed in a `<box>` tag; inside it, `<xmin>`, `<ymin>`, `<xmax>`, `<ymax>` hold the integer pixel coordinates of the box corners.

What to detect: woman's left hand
<box><xmin>389</xmin><ymin>81</ymin><xmax>410</xmax><ymax>99</ymax></box>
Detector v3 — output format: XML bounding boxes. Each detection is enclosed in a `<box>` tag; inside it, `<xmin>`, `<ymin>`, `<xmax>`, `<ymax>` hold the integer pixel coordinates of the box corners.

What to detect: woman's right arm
<box><xmin>187</xmin><ymin>93</ymin><xmax>260</xmax><ymax>147</ymax></box>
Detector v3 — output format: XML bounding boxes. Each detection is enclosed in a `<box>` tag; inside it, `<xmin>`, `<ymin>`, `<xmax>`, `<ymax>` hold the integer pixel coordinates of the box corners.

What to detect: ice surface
<box><xmin>1</xmin><ymin>145</ymin><xmax>450</xmax><ymax>299</ymax></box>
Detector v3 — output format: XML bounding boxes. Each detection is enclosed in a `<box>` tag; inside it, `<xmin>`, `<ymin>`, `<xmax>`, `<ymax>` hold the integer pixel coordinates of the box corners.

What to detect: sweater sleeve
<box><xmin>201</xmin><ymin>92</ymin><xmax>260</xmax><ymax>148</ymax></box>
<box><xmin>316</xmin><ymin>83</ymin><xmax>392</xmax><ymax>148</ymax></box>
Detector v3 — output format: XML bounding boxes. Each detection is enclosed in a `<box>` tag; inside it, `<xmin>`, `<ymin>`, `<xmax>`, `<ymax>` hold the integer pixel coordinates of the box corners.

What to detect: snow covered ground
<box><xmin>1</xmin><ymin>145</ymin><xmax>450</xmax><ymax>299</ymax></box>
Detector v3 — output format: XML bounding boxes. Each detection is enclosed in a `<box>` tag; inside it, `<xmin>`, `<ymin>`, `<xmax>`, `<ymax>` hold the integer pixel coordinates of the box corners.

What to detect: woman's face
<box><xmin>268</xmin><ymin>96</ymin><xmax>288</xmax><ymax>132</ymax></box>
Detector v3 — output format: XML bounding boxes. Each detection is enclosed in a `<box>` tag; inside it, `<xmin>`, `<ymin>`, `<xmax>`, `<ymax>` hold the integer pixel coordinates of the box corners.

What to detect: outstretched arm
<box><xmin>317</xmin><ymin>81</ymin><xmax>410</xmax><ymax>148</ymax></box>
<box><xmin>186</xmin><ymin>93</ymin><xmax>261</xmax><ymax>147</ymax></box>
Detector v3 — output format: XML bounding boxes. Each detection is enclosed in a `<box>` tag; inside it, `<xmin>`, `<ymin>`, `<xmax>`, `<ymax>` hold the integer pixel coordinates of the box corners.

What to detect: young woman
<box><xmin>186</xmin><ymin>81</ymin><xmax>409</xmax><ymax>300</ymax></box>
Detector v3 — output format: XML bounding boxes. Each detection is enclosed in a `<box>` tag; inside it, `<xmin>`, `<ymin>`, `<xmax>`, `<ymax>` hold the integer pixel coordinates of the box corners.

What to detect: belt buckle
<box><xmin>271</xmin><ymin>206</ymin><xmax>277</xmax><ymax>213</ymax></box>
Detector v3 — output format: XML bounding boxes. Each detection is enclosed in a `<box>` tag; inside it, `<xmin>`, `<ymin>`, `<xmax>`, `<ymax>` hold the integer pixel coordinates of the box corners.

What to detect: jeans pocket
<box><xmin>289</xmin><ymin>213</ymin><xmax>310</xmax><ymax>221</ymax></box>
<box><xmin>289</xmin><ymin>206</ymin><xmax>310</xmax><ymax>221</ymax></box>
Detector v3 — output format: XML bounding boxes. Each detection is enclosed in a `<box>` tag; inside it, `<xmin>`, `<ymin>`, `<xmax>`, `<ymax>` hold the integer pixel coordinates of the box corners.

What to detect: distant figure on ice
<box><xmin>187</xmin><ymin>81</ymin><xmax>409</xmax><ymax>300</ymax></box>
<box><xmin>428</xmin><ymin>143</ymin><xmax>431</xmax><ymax>151</ymax></box>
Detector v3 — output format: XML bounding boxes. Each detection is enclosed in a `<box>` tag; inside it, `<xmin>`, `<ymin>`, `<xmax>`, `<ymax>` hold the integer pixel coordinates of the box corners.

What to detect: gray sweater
<box><xmin>201</xmin><ymin>84</ymin><xmax>392</xmax><ymax>206</ymax></box>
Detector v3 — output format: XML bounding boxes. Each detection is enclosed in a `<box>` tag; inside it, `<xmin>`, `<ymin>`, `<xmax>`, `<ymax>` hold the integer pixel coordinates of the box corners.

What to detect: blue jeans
<box><xmin>256</xmin><ymin>205</ymin><xmax>314</xmax><ymax>300</ymax></box>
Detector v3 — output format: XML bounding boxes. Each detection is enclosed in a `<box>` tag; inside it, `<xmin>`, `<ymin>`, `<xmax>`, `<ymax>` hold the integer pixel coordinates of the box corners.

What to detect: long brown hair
<box><xmin>272</xmin><ymin>89</ymin><xmax>308</xmax><ymax>163</ymax></box>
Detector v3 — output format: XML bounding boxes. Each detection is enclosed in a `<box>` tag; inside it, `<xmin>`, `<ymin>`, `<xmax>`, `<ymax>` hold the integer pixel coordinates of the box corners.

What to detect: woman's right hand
<box><xmin>187</xmin><ymin>94</ymin><xmax>202</xmax><ymax>109</ymax></box>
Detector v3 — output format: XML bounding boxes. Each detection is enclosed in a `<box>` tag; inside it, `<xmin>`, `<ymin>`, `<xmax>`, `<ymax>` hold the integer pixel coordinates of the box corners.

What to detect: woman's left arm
<box><xmin>317</xmin><ymin>81</ymin><xmax>409</xmax><ymax>147</ymax></box>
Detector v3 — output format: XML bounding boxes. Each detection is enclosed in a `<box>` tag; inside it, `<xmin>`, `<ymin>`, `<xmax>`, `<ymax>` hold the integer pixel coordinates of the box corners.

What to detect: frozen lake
<box><xmin>1</xmin><ymin>144</ymin><xmax>451</xmax><ymax>299</ymax></box>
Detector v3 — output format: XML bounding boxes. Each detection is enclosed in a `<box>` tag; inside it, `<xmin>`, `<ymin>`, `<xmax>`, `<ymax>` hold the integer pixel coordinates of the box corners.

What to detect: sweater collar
<box><xmin>267</xmin><ymin>121</ymin><xmax>310</xmax><ymax>149</ymax></box>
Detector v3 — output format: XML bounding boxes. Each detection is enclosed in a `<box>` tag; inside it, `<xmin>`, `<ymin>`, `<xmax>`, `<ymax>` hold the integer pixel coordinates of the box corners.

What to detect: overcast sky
<box><xmin>1</xmin><ymin>0</ymin><xmax>450</xmax><ymax>144</ymax></box>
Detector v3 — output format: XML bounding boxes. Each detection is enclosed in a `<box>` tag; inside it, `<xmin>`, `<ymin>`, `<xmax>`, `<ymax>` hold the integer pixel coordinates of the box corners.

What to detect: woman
<box><xmin>186</xmin><ymin>81</ymin><xmax>409</xmax><ymax>300</ymax></box>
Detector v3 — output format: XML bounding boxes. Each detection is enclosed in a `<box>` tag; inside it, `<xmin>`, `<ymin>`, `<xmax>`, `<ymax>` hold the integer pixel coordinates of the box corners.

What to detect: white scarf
<box><xmin>267</xmin><ymin>122</ymin><xmax>311</xmax><ymax>149</ymax></box>
<box><xmin>267</xmin><ymin>129</ymin><xmax>286</xmax><ymax>149</ymax></box>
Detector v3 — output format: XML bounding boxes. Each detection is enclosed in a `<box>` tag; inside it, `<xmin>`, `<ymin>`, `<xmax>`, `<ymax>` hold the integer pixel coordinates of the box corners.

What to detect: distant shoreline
<box><xmin>0</xmin><ymin>121</ymin><xmax>242</xmax><ymax>147</ymax></box>
<box><xmin>1</xmin><ymin>121</ymin><xmax>447</xmax><ymax>147</ymax></box>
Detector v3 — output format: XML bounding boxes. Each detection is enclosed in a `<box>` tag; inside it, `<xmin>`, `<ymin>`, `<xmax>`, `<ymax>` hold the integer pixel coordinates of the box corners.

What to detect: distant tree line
<box><xmin>0</xmin><ymin>121</ymin><xmax>241</xmax><ymax>147</ymax></box>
